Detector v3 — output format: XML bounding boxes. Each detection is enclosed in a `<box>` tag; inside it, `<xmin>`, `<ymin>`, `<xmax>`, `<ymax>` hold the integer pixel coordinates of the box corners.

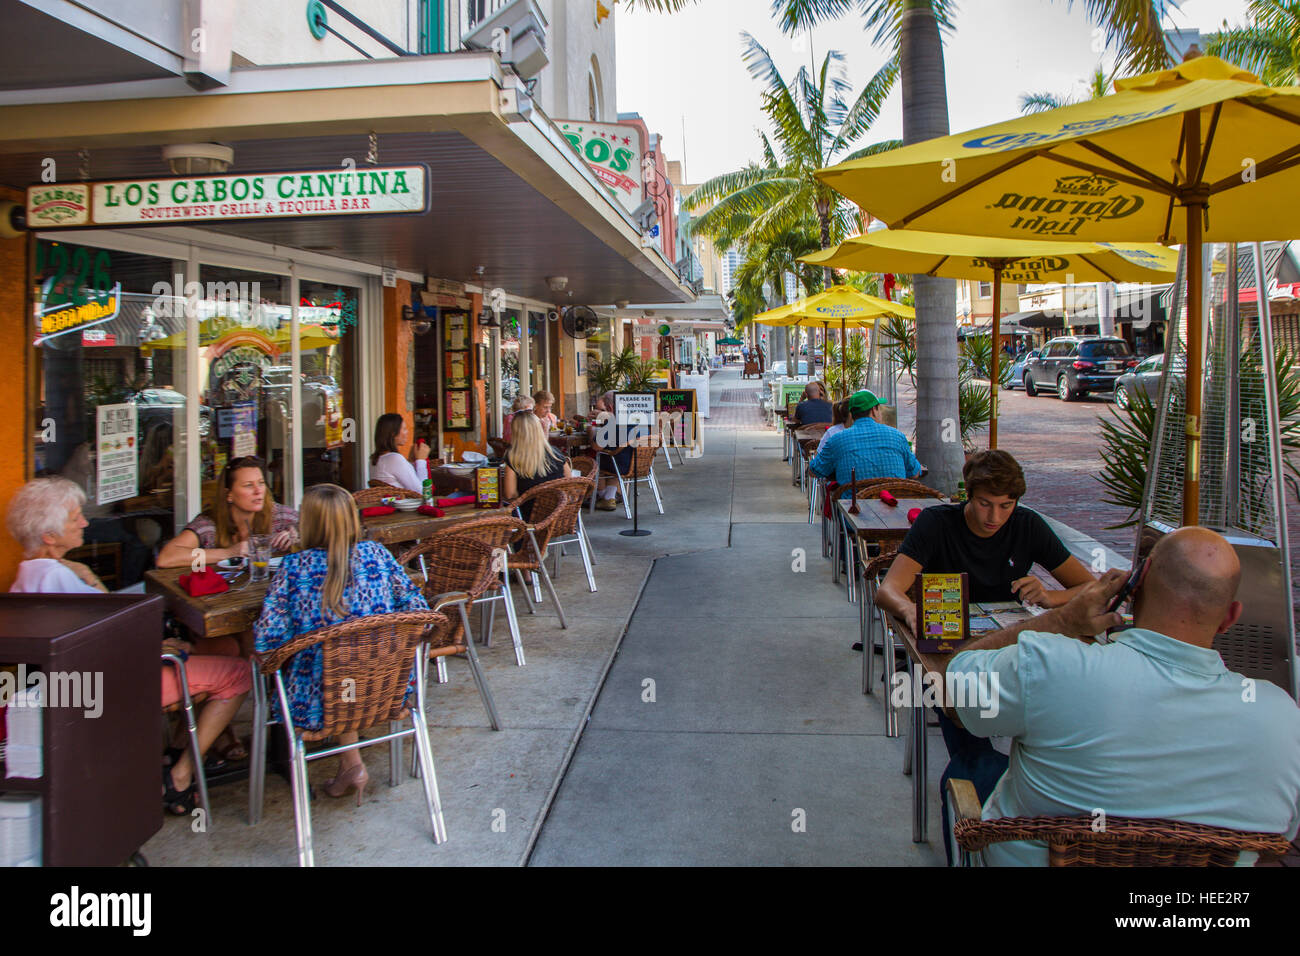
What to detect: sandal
<box><xmin>164</xmin><ymin>746</ymin><xmax>228</xmax><ymax>773</ymax></box>
<box><xmin>162</xmin><ymin>767</ymin><xmax>197</xmax><ymax>816</ymax></box>
<box><xmin>213</xmin><ymin>730</ymin><xmax>249</xmax><ymax>763</ymax></box>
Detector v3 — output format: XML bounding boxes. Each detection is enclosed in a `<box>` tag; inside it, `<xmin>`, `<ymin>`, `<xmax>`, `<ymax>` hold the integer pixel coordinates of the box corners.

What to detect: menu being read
<box><xmin>915</xmin><ymin>572</ymin><xmax>970</xmax><ymax>653</ymax></box>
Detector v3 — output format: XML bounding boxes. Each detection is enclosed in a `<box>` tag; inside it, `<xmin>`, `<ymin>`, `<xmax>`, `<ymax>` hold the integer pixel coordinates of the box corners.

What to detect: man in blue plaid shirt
<box><xmin>809</xmin><ymin>389</ymin><xmax>924</xmax><ymax>494</ymax></box>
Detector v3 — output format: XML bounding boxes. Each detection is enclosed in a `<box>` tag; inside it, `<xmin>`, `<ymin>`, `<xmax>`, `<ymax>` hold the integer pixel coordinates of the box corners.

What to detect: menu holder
<box><xmin>915</xmin><ymin>572</ymin><xmax>971</xmax><ymax>653</ymax></box>
<box><xmin>475</xmin><ymin>466</ymin><xmax>501</xmax><ymax>509</ymax></box>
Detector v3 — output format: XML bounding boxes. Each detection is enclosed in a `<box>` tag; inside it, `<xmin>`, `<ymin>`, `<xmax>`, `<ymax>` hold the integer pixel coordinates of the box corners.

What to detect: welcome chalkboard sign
<box><xmin>656</xmin><ymin>388</ymin><xmax>697</xmax><ymax>448</ymax></box>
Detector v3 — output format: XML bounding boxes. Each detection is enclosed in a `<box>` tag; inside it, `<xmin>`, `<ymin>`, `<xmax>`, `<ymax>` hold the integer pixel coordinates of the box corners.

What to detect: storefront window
<box><xmin>528</xmin><ymin>310</ymin><xmax>549</xmax><ymax>396</ymax></box>
<box><xmin>195</xmin><ymin>265</ymin><xmax>291</xmax><ymax>511</ymax></box>
<box><xmin>499</xmin><ymin>308</ymin><xmax>521</xmax><ymax>423</ymax></box>
<box><xmin>299</xmin><ymin>280</ymin><xmax>359</xmax><ymax>490</ymax></box>
<box><xmin>32</xmin><ymin>240</ymin><xmax>188</xmax><ymax>588</ymax></box>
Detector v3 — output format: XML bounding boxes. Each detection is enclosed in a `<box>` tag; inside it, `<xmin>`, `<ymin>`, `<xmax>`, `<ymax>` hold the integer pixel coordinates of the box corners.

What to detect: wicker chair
<box><xmin>838</xmin><ymin>480</ymin><xmax>944</xmax><ymax>603</ymax></box>
<box><xmin>353</xmin><ymin>485</ymin><xmax>423</xmax><ymax>507</ymax></box>
<box><xmin>602</xmin><ymin>441</ymin><xmax>664</xmax><ymax>518</ymax></box>
<box><xmin>946</xmin><ymin>779</ymin><xmax>1293</xmax><ymax>866</ymax></box>
<box><xmin>395</xmin><ymin>533</ymin><xmax>505</xmax><ymax>728</ymax></box>
<box><xmin>251</xmin><ymin>610</ymin><xmax>456</xmax><ymax>866</ymax></box>
<box><xmin>854</xmin><ymin>480</ymin><xmax>946</xmax><ymax>501</ymax></box>
<box><xmin>399</xmin><ymin>515</ymin><xmax>529</xmax><ymax>667</ymax></box>
<box><xmin>511</xmin><ymin>476</ymin><xmax>597</xmax><ymax>593</ymax></box>
<box><xmin>502</xmin><ymin>484</ymin><xmax>574</xmax><ymax>628</ymax></box>
<box><xmin>161</xmin><ymin>653</ymin><xmax>212</xmax><ymax>819</ymax></box>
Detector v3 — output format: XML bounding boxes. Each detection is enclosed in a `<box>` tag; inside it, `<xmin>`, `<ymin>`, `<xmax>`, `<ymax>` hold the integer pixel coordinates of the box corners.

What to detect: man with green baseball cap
<box><xmin>809</xmin><ymin>389</ymin><xmax>923</xmax><ymax>496</ymax></box>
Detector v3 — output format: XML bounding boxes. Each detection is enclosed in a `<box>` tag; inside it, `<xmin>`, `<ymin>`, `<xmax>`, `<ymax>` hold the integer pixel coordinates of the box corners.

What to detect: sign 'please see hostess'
<box><xmin>27</xmin><ymin>165</ymin><xmax>429</xmax><ymax>228</ymax></box>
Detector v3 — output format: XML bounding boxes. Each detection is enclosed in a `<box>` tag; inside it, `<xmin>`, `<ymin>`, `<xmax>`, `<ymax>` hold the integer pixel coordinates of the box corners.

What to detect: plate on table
<box><xmin>267</xmin><ymin>556</ymin><xmax>284</xmax><ymax>570</ymax></box>
<box><xmin>217</xmin><ymin>557</ymin><xmax>246</xmax><ymax>571</ymax></box>
<box><xmin>393</xmin><ymin>499</ymin><xmax>421</xmax><ymax>512</ymax></box>
<box><xmin>442</xmin><ymin>463</ymin><xmax>477</xmax><ymax>476</ymax></box>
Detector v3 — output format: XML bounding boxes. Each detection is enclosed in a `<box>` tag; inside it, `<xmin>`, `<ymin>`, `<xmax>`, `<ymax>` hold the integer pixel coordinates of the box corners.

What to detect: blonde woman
<box><xmin>504</xmin><ymin>411</ymin><xmax>570</xmax><ymax>521</ymax></box>
<box><xmin>254</xmin><ymin>483</ymin><xmax>428</xmax><ymax>803</ymax></box>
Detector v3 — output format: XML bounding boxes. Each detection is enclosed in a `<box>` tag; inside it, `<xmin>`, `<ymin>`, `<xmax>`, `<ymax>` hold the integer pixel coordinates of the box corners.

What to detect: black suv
<box><xmin>1024</xmin><ymin>335</ymin><xmax>1136</xmax><ymax>402</ymax></box>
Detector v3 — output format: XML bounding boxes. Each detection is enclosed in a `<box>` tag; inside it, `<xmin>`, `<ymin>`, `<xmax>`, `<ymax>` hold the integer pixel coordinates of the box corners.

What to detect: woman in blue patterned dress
<box><xmin>254</xmin><ymin>483</ymin><xmax>428</xmax><ymax>804</ymax></box>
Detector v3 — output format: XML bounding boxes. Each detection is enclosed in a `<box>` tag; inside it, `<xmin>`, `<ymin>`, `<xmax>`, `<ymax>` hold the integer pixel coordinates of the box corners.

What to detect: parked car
<box><xmin>1024</xmin><ymin>335</ymin><xmax>1137</xmax><ymax>402</ymax></box>
<box><xmin>1113</xmin><ymin>353</ymin><xmax>1164</xmax><ymax>409</ymax></box>
<box><xmin>1002</xmin><ymin>349</ymin><xmax>1040</xmax><ymax>390</ymax></box>
<box><xmin>765</xmin><ymin>360</ymin><xmax>810</xmax><ymax>380</ymax></box>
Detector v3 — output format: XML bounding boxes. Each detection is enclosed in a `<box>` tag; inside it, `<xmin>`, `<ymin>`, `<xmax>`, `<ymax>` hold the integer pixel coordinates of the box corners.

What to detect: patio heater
<box><xmin>1138</xmin><ymin>241</ymin><xmax>1297</xmax><ymax>699</ymax></box>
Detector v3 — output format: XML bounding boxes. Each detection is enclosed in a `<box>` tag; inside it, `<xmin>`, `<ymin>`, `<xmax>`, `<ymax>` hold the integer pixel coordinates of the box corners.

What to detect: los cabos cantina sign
<box><xmin>26</xmin><ymin>165</ymin><xmax>429</xmax><ymax>228</ymax></box>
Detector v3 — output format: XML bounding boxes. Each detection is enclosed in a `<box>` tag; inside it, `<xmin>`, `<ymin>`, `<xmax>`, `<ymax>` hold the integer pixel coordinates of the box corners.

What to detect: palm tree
<box><xmin>1019</xmin><ymin>64</ymin><xmax>1113</xmax><ymax>114</ymax></box>
<box><xmin>684</xmin><ymin>34</ymin><xmax>899</xmax><ymax>295</ymax></box>
<box><xmin>1206</xmin><ymin>1</ymin><xmax>1300</xmax><ymax>86</ymax></box>
<box><xmin>626</xmin><ymin>0</ymin><xmax>1176</xmax><ymax>491</ymax></box>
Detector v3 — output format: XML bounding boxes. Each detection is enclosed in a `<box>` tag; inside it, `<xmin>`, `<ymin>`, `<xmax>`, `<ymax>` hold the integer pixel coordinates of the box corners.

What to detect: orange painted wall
<box><xmin>0</xmin><ymin>187</ymin><xmax>30</xmax><ymax>587</ymax></box>
<box><xmin>382</xmin><ymin>280</ymin><xmax>418</xmax><ymax>460</ymax></box>
<box><xmin>382</xmin><ymin>284</ymin><xmax>487</xmax><ymax>464</ymax></box>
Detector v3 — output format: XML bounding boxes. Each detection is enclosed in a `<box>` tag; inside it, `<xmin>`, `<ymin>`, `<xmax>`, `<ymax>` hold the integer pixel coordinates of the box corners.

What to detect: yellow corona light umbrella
<box><xmin>754</xmin><ymin>286</ymin><xmax>914</xmax><ymax>394</ymax></box>
<box><xmin>815</xmin><ymin>55</ymin><xmax>1300</xmax><ymax>523</ymax></box>
<box><xmin>802</xmin><ymin>230</ymin><xmax>1179</xmax><ymax>447</ymax></box>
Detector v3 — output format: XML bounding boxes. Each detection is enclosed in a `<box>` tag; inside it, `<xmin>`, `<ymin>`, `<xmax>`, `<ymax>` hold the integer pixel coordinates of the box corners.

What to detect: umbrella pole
<box><xmin>840</xmin><ymin>317</ymin><xmax>847</xmax><ymax>399</ymax></box>
<box><xmin>989</xmin><ymin>265</ymin><xmax>1003</xmax><ymax>450</ymax></box>
<box><xmin>1184</xmin><ymin>114</ymin><xmax>1205</xmax><ymax>527</ymax></box>
<box><xmin>823</xmin><ymin>321</ymin><xmax>830</xmax><ymax>392</ymax></box>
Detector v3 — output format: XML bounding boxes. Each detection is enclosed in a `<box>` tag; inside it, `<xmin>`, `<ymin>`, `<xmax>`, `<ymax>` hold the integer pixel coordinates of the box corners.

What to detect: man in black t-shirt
<box><xmin>876</xmin><ymin>451</ymin><xmax>1092</xmax><ymax>636</ymax></box>
<box><xmin>873</xmin><ymin>449</ymin><xmax>1095</xmax><ymax>863</ymax></box>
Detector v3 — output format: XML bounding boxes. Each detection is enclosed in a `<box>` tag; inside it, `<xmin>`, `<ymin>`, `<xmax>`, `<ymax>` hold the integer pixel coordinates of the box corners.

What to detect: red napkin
<box><xmin>879</xmin><ymin>490</ymin><xmax>898</xmax><ymax>507</ymax></box>
<box><xmin>360</xmin><ymin>505</ymin><xmax>396</xmax><ymax>517</ymax></box>
<box><xmin>417</xmin><ymin>504</ymin><xmax>445</xmax><ymax>517</ymax></box>
<box><xmin>906</xmin><ymin>507</ymin><xmax>921</xmax><ymax>524</ymax></box>
<box><xmin>179</xmin><ymin>568</ymin><xmax>229</xmax><ymax>596</ymax></box>
<box><xmin>436</xmin><ymin>495</ymin><xmax>476</xmax><ymax>508</ymax></box>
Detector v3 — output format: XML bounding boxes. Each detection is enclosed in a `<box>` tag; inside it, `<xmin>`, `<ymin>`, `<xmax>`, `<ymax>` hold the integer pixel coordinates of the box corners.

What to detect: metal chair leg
<box><xmin>577</xmin><ymin>513</ymin><xmax>598</xmax><ymax>565</ymax></box>
<box><xmin>515</xmin><ymin>569</ymin><xmax>537</xmax><ymax>614</ymax></box>
<box><xmin>888</xmin><ymin>628</ymin><xmax>902</xmax><ymax>741</ymax></box>
<box><xmin>389</xmin><ymin>720</ymin><xmax>402</xmax><ymax>788</ymax></box>
<box><xmin>647</xmin><ymin>471</ymin><xmax>665</xmax><ymax>514</ymax></box>
<box><xmin>531</xmin><ymin>571</ymin><xmax>543</xmax><ymax>604</ymax></box>
<box><xmin>527</xmin><ymin>530</ymin><xmax>567</xmax><ymax>629</ymax></box>
<box><xmin>500</xmin><ymin>573</ymin><xmax>525</xmax><ymax>666</ymax></box>
<box><xmin>435</xmin><ymin>656</ymin><xmax>448</xmax><ymax>683</ymax></box>
<box><xmin>411</xmin><ymin>706</ymin><xmax>448</xmax><ymax>844</ymax></box>
<box><xmin>248</xmin><ymin>664</ymin><xmax>267</xmax><ymax>825</ymax></box>
<box><xmin>457</xmin><ymin>603</ymin><xmax>502</xmax><ymax>730</ymax></box>
<box><xmin>577</xmin><ymin>532</ymin><xmax>597</xmax><ymax>593</ymax></box>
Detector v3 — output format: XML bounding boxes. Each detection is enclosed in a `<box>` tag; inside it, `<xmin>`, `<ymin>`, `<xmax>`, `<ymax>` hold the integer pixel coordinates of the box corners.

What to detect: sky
<box><xmin>615</xmin><ymin>0</ymin><xmax>1252</xmax><ymax>184</ymax></box>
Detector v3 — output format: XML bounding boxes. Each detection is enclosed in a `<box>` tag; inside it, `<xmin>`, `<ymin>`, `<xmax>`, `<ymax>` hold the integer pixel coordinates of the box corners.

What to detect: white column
<box><xmin>288</xmin><ymin>266</ymin><xmax>303</xmax><ymax>507</ymax></box>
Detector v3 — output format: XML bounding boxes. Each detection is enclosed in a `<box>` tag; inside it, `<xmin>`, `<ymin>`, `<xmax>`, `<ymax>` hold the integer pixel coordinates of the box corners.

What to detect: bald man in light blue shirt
<box><xmin>948</xmin><ymin>527</ymin><xmax>1300</xmax><ymax>866</ymax></box>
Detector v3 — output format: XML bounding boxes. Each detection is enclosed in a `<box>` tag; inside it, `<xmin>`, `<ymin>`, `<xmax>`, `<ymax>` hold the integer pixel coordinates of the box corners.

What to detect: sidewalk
<box><xmin>530</xmin><ymin>369</ymin><xmax>947</xmax><ymax>865</ymax></box>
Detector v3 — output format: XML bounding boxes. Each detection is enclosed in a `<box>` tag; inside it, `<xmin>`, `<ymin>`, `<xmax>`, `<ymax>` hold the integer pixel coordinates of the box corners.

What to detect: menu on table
<box><xmin>915</xmin><ymin>572</ymin><xmax>970</xmax><ymax>653</ymax></box>
<box><xmin>475</xmin><ymin>466</ymin><xmax>501</xmax><ymax>509</ymax></box>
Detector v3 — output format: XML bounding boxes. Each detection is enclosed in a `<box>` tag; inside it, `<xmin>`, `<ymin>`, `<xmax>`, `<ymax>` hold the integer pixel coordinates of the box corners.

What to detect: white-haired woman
<box><xmin>6</xmin><ymin>477</ymin><xmax>251</xmax><ymax>816</ymax></box>
<box><xmin>6</xmin><ymin>475</ymin><xmax>104</xmax><ymax>592</ymax></box>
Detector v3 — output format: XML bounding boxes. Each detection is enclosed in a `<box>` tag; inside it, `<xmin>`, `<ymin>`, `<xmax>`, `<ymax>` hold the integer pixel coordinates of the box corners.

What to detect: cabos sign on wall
<box><xmin>558</xmin><ymin>121</ymin><xmax>643</xmax><ymax>213</ymax></box>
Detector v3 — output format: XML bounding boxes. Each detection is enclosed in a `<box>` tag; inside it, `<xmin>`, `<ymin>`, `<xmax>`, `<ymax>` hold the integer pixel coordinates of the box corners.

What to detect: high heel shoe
<box><xmin>322</xmin><ymin>762</ymin><xmax>369</xmax><ymax>806</ymax></box>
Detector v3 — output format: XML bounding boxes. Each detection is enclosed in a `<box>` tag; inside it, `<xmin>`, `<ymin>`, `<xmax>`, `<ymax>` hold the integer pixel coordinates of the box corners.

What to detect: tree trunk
<box><xmin>901</xmin><ymin>0</ymin><xmax>963</xmax><ymax>494</ymax></box>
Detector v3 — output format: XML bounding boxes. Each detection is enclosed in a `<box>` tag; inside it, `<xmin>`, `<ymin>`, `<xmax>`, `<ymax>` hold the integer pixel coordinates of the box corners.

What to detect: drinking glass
<box><xmin>249</xmin><ymin>534</ymin><xmax>272</xmax><ymax>582</ymax></box>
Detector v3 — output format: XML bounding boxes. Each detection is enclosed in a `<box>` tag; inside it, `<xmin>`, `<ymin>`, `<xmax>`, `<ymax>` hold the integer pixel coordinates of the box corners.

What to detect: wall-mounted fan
<box><xmin>562</xmin><ymin>305</ymin><xmax>599</xmax><ymax>339</ymax></box>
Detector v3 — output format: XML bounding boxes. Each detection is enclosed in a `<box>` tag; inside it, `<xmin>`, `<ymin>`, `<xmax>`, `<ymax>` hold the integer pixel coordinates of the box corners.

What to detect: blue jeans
<box><xmin>937</xmin><ymin>709</ymin><xmax>1008</xmax><ymax>865</ymax></box>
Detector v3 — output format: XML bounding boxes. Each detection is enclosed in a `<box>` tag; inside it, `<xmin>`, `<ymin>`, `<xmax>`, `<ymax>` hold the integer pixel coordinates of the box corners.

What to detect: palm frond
<box><xmin>773</xmin><ymin>0</ymin><xmax>860</xmax><ymax>35</ymax></box>
<box><xmin>859</xmin><ymin>0</ymin><xmax>961</xmax><ymax>48</ymax></box>
<box><xmin>1019</xmin><ymin>91</ymin><xmax>1071</xmax><ymax>114</ymax></box>
<box><xmin>831</xmin><ymin>57</ymin><xmax>900</xmax><ymax>153</ymax></box>
<box><xmin>1061</xmin><ymin>0</ymin><xmax>1176</xmax><ymax>74</ymax></box>
<box><xmin>1205</xmin><ymin>25</ymin><xmax>1298</xmax><ymax>86</ymax></box>
<box><xmin>840</xmin><ymin>138</ymin><xmax>903</xmax><ymax>162</ymax></box>
<box><xmin>685</xmin><ymin>164</ymin><xmax>783</xmax><ymax>210</ymax></box>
